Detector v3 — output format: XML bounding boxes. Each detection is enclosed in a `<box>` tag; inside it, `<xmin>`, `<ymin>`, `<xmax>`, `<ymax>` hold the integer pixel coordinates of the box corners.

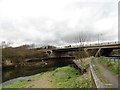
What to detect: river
<box><xmin>2</xmin><ymin>57</ymin><xmax>74</xmax><ymax>84</ymax></box>
<box><xmin>2</xmin><ymin>66</ymin><xmax>56</xmax><ymax>83</ymax></box>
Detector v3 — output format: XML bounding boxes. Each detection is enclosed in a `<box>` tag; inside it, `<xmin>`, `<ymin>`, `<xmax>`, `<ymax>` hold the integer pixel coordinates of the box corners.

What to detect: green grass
<box><xmin>2</xmin><ymin>80</ymin><xmax>28</xmax><ymax>89</ymax></box>
<box><xmin>52</xmin><ymin>66</ymin><xmax>80</xmax><ymax>83</ymax></box>
<box><xmin>98</xmin><ymin>57</ymin><xmax>119</xmax><ymax>75</ymax></box>
<box><xmin>0</xmin><ymin>86</ymin><xmax>2</xmax><ymax>90</ymax></box>
<box><xmin>51</xmin><ymin>66</ymin><xmax>91</xmax><ymax>88</ymax></box>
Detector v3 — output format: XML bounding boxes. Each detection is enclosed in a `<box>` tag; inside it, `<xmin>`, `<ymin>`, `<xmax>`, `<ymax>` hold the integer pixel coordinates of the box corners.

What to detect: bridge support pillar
<box><xmin>84</xmin><ymin>48</ymin><xmax>89</xmax><ymax>57</ymax></box>
<box><xmin>95</xmin><ymin>48</ymin><xmax>101</xmax><ymax>57</ymax></box>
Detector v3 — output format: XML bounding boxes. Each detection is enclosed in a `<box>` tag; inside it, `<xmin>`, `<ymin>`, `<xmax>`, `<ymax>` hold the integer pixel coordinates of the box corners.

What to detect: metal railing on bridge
<box><xmin>58</xmin><ymin>41</ymin><xmax>119</xmax><ymax>49</ymax></box>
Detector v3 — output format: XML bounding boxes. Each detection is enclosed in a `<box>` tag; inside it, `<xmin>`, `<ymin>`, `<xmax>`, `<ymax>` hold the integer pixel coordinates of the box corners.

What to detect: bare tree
<box><xmin>30</xmin><ymin>43</ymin><xmax>35</xmax><ymax>49</ymax></box>
<box><xmin>78</xmin><ymin>32</ymin><xmax>88</xmax><ymax>47</ymax></box>
<box><xmin>1</xmin><ymin>41</ymin><xmax>13</xmax><ymax>48</ymax></box>
<box><xmin>76</xmin><ymin>32</ymin><xmax>88</xmax><ymax>61</ymax></box>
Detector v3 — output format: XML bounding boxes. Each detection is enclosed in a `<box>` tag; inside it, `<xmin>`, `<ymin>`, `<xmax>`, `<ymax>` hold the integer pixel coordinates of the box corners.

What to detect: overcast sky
<box><xmin>0</xmin><ymin>0</ymin><xmax>119</xmax><ymax>47</ymax></box>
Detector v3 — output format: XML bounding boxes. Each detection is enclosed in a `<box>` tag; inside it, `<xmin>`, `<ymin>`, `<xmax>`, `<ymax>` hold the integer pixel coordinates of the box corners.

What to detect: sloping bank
<box><xmin>2</xmin><ymin>66</ymin><xmax>91</xmax><ymax>89</ymax></box>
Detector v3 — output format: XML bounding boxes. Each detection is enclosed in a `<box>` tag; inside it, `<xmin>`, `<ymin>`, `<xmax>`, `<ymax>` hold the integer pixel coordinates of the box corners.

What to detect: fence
<box><xmin>102</xmin><ymin>56</ymin><xmax>120</xmax><ymax>62</ymax></box>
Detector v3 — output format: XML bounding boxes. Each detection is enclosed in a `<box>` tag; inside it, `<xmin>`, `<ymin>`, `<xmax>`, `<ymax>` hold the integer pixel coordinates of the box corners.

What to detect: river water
<box><xmin>2</xmin><ymin>58</ymin><xmax>74</xmax><ymax>84</ymax></box>
<box><xmin>2</xmin><ymin>66</ymin><xmax>56</xmax><ymax>83</ymax></box>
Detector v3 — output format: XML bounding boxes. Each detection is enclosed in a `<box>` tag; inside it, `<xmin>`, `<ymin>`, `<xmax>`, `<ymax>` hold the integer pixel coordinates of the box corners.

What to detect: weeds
<box><xmin>98</xmin><ymin>57</ymin><xmax>119</xmax><ymax>74</ymax></box>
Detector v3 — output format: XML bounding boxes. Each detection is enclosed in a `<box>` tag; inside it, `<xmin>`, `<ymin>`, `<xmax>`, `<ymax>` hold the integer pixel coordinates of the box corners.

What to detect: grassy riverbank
<box><xmin>51</xmin><ymin>66</ymin><xmax>91</xmax><ymax>88</ymax></box>
<box><xmin>2</xmin><ymin>66</ymin><xmax>91</xmax><ymax>88</ymax></box>
<box><xmin>2</xmin><ymin>80</ymin><xmax>28</xmax><ymax>88</ymax></box>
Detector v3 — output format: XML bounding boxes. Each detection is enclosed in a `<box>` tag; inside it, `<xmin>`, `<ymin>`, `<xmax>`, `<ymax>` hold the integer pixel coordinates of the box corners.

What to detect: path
<box><xmin>93</xmin><ymin>59</ymin><xmax>118</xmax><ymax>88</ymax></box>
<box><xmin>26</xmin><ymin>74</ymin><xmax>54</xmax><ymax>88</ymax></box>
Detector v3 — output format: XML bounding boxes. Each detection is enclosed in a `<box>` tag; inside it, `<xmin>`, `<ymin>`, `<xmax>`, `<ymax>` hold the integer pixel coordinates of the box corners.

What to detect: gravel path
<box><xmin>93</xmin><ymin>59</ymin><xmax>118</xmax><ymax>88</ymax></box>
<box><xmin>25</xmin><ymin>74</ymin><xmax>54</xmax><ymax>88</ymax></box>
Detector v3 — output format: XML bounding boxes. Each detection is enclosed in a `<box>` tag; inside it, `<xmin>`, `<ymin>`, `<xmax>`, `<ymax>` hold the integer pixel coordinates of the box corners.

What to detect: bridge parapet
<box><xmin>61</xmin><ymin>41</ymin><xmax>120</xmax><ymax>49</ymax></box>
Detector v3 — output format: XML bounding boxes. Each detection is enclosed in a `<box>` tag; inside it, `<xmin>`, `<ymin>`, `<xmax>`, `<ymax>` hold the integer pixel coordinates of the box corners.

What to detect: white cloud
<box><xmin>94</xmin><ymin>17</ymin><xmax>118</xmax><ymax>33</ymax></box>
<box><xmin>0</xmin><ymin>0</ymin><xmax>118</xmax><ymax>47</ymax></box>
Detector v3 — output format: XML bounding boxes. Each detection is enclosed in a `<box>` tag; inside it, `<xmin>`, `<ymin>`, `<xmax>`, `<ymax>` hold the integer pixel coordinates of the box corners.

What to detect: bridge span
<box><xmin>52</xmin><ymin>42</ymin><xmax>120</xmax><ymax>57</ymax></box>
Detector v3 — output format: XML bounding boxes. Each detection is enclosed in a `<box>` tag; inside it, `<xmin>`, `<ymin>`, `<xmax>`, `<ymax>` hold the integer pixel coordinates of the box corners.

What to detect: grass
<box><xmin>81</xmin><ymin>59</ymin><xmax>90</xmax><ymax>70</ymax></box>
<box><xmin>98</xmin><ymin>57</ymin><xmax>119</xmax><ymax>75</ymax></box>
<box><xmin>51</xmin><ymin>66</ymin><xmax>80</xmax><ymax>88</ymax></box>
<box><xmin>0</xmin><ymin>86</ymin><xmax>2</xmax><ymax>90</ymax></box>
<box><xmin>2</xmin><ymin>80</ymin><xmax>28</xmax><ymax>89</ymax></box>
<box><xmin>51</xmin><ymin>66</ymin><xmax>91</xmax><ymax>88</ymax></box>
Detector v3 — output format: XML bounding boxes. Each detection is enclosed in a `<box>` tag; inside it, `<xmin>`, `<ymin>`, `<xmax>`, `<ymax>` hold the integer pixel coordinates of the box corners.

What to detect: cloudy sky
<box><xmin>0</xmin><ymin>0</ymin><xmax>118</xmax><ymax>47</ymax></box>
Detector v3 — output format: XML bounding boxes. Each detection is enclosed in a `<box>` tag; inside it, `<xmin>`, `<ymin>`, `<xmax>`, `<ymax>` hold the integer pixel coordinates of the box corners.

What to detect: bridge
<box><xmin>51</xmin><ymin>41</ymin><xmax>120</xmax><ymax>57</ymax></box>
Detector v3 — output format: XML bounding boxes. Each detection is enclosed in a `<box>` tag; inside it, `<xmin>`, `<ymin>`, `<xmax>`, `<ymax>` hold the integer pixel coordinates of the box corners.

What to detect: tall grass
<box><xmin>98</xmin><ymin>57</ymin><xmax>119</xmax><ymax>75</ymax></box>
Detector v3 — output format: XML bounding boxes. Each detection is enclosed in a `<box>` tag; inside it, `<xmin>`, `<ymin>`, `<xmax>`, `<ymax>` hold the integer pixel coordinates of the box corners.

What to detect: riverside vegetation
<box><xmin>1</xmin><ymin>42</ymin><xmax>119</xmax><ymax>89</ymax></box>
<box><xmin>2</xmin><ymin>66</ymin><xmax>92</xmax><ymax>88</ymax></box>
<box><xmin>2</xmin><ymin>44</ymin><xmax>92</xmax><ymax>88</ymax></box>
<box><xmin>2</xmin><ymin>45</ymin><xmax>49</xmax><ymax>68</ymax></box>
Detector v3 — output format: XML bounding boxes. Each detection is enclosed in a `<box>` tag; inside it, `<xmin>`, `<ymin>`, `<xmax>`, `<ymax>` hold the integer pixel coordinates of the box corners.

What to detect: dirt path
<box><xmin>93</xmin><ymin>59</ymin><xmax>118</xmax><ymax>88</ymax></box>
<box><xmin>26</xmin><ymin>74</ymin><xmax>54</xmax><ymax>88</ymax></box>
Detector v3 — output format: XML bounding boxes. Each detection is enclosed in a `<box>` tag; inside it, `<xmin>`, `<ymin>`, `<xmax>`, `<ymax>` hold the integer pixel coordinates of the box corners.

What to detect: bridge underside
<box><xmin>84</xmin><ymin>48</ymin><xmax>119</xmax><ymax>57</ymax></box>
<box><xmin>52</xmin><ymin>48</ymin><xmax>119</xmax><ymax>57</ymax></box>
<box><xmin>50</xmin><ymin>43</ymin><xmax>120</xmax><ymax>57</ymax></box>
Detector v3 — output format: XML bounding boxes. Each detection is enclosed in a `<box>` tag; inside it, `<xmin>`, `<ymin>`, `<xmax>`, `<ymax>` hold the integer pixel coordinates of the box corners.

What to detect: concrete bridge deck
<box><xmin>52</xmin><ymin>42</ymin><xmax>120</xmax><ymax>57</ymax></box>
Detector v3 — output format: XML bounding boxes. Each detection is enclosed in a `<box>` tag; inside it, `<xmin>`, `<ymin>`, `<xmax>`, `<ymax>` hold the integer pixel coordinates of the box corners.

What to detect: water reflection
<box><xmin>2</xmin><ymin>58</ymin><xmax>74</xmax><ymax>82</ymax></box>
<box><xmin>2</xmin><ymin>66</ymin><xmax>55</xmax><ymax>82</ymax></box>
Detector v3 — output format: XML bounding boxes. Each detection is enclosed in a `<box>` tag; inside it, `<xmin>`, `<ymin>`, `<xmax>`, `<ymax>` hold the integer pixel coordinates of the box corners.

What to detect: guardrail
<box><xmin>60</xmin><ymin>41</ymin><xmax>119</xmax><ymax>49</ymax></box>
<box><xmin>85</xmin><ymin>41</ymin><xmax>119</xmax><ymax>46</ymax></box>
<box><xmin>102</xmin><ymin>56</ymin><xmax>120</xmax><ymax>62</ymax></box>
<box><xmin>90</xmin><ymin>61</ymin><xmax>105</xmax><ymax>89</ymax></box>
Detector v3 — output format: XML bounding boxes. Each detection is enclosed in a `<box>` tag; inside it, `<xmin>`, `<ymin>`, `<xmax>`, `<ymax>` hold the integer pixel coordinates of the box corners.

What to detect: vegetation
<box><xmin>2</xmin><ymin>41</ymin><xmax>58</xmax><ymax>67</ymax></box>
<box><xmin>51</xmin><ymin>66</ymin><xmax>91</xmax><ymax>88</ymax></box>
<box><xmin>2</xmin><ymin>66</ymin><xmax>91</xmax><ymax>88</ymax></box>
<box><xmin>110</xmin><ymin>49</ymin><xmax>120</xmax><ymax>56</ymax></box>
<box><xmin>2</xmin><ymin>80</ymin><xmax>28</xmax><ymax>88</ymax></box>
<box><xmin>2</xmin><ymin>45</ymin><xmax>48</xmax><ymax>66</ymax></box>
<box><xmin>98</xmin><ymin>57</ymin><xmax>119</xmax><ymax>75</ymax></box>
